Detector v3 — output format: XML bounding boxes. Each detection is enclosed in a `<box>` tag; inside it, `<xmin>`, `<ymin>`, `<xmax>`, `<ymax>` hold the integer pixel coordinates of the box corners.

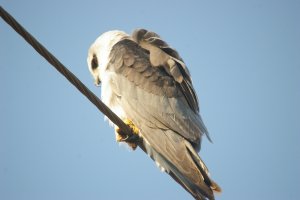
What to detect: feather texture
<box><xmin>87</xmin><ymin>30</ymin><xmax>220</xmax><ymax>200</ymax></box>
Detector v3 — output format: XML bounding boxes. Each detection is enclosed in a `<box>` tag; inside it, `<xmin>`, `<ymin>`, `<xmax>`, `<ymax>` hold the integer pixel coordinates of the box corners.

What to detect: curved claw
<box><xmin>115</xmin><ymin>118</ymin><xmax>140</xmax><ymax>150</ymax></box>
<box><xmin>120</xmin><ymin>133</ymin><xmax>139</xmax><ymax>143</ymax></box>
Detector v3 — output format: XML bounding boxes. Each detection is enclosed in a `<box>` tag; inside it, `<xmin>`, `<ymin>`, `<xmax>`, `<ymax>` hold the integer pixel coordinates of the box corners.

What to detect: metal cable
<box><xmin>0</xmin><ymin>6</ymin><xmax>134</xmax><ymax>137</ymax></box>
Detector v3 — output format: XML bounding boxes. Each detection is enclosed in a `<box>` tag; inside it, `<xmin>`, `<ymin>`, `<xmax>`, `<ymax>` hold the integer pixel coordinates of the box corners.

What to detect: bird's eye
<box><xmin>91</xmin><ymin>54</ymin><xmax>98</xmax><ymax>70</ymax></box>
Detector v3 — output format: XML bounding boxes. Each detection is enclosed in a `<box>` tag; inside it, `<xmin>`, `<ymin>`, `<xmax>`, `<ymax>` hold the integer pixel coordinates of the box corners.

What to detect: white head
<box><xmin>87</xmin><ymin>30</ymin><xmax>129</xmax><ymax>86</ymax></box>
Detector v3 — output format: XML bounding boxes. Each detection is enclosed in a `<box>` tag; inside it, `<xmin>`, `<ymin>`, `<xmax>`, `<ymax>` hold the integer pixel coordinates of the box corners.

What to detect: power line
<box><xmin>0</xmin><ymin>6</ymin><xmax>135</xmax><ymax>140</ymax></box>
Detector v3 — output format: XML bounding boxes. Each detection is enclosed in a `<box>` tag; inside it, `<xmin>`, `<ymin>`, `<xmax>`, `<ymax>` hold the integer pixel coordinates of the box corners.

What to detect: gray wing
<box><xmin>106</xmin><ymin>39</ymin><xmax>219</xmax><ymax>199</ymax></box>
<box><xmin>108</xmin><ymin>39</ymin><xmax>208</xmax><ymax>148</ymax></box>
<box><xmin>132</xmin><ymin>29</ymin><xmax>201</xmax><ymax>114</ymax></box>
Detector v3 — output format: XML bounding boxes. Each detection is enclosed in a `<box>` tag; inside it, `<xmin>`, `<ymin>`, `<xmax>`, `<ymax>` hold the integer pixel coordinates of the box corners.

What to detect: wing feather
<box><xmin>132</xmin><ymin>28</ymin><xmax>200</xmax><ymax>113</ymax></box>
<box><xmin>109</xmin><ymin>39</ymin><xmax>209</xmax><ymax>149</ymax></box>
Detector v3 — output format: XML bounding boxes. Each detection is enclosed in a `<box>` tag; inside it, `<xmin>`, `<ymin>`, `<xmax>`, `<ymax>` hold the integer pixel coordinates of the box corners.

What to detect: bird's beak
<box><xmin>94</xmin><ymin>77</ymin><xmax>101</xmax><ymax>87</ymax></box>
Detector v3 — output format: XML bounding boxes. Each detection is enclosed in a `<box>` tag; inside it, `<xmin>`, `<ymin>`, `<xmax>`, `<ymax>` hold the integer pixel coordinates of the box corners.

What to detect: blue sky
<box><xmin>1</xmin><ymin>1</ymin><xmax>299</xmax><ymax>200</ymax></box>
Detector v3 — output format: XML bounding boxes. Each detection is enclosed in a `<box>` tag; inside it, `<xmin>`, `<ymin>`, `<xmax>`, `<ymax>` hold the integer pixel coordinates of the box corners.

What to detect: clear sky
<box><xmin>1</xmin><ymin>1</ymin><xmax>299</xmax><ymax>200</ymax></box>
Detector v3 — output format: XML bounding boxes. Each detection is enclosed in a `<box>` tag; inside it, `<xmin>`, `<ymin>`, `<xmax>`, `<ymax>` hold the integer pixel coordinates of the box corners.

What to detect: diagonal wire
<box><xmin>0</xmin><ymin>6</ymin><xmax>134</xmax><ymax>138</ymax></box>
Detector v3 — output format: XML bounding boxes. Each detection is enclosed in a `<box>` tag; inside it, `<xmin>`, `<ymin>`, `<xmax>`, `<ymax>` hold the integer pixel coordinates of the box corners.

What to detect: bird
<box><xmin>87</xmin><ymin>28</ymin><xmax>221</xmax><ymax>200</ymax></box>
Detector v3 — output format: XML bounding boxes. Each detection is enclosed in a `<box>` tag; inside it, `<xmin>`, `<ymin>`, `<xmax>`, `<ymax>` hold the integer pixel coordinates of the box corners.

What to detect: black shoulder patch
<box><xmin>109</xmin><ymin>38</ymin><xmax>181</xmax><ymax>98</ymax></box>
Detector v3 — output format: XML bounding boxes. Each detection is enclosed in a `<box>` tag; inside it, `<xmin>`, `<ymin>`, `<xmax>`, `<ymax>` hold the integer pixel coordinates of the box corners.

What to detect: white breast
<box><xmin>101</xmin><ymin>71</ymin><xmax>126</xmax><ymax>125</ymax></box>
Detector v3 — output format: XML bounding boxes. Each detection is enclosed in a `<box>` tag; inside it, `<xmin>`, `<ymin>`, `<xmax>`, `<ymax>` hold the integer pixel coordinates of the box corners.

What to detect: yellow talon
<box><xmin>115</xmin><ymin>128</ymin><xmax>124</xmax><ymax>142</ymax></box>
<box><xmin>115</xmin><ymin>119</ymin><xmax>139</xmax><ymax>150</ymax></box>
<box><xmin>123</xmin><ymin>119</ymin><xmax>139</xmax><ymax>135</ymax></box>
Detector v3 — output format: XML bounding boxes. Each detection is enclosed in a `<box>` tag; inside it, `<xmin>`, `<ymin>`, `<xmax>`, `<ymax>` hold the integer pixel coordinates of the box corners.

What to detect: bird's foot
<box><xmin>115</xmin><ymin>119</ymin><xmax>140</xmax><ymax>150</ymax></box>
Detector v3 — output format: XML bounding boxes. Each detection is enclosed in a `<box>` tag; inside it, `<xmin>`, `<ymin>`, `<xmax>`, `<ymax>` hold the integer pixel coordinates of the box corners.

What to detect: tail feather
<box><xmin>139</xmin><ymin>129</ymin><xmax>221</xmax><ymax>200</ymax></box>
<box><xmin>210</xmin><ymin>180</ymin><xmax>222</xmax><ymax>193</ymax></box>
<box><xmin>185</xmin><ymin>140</ymin><xmax>222</xmax><ymax>194</ymax></box>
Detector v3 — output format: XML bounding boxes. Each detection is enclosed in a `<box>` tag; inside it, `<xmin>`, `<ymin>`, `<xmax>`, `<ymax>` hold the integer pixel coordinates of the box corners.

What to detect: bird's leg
<box><xmin>115</xmin><ymin>119</ymin><xmax>140</xmax><ymax>150</ymax></box>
